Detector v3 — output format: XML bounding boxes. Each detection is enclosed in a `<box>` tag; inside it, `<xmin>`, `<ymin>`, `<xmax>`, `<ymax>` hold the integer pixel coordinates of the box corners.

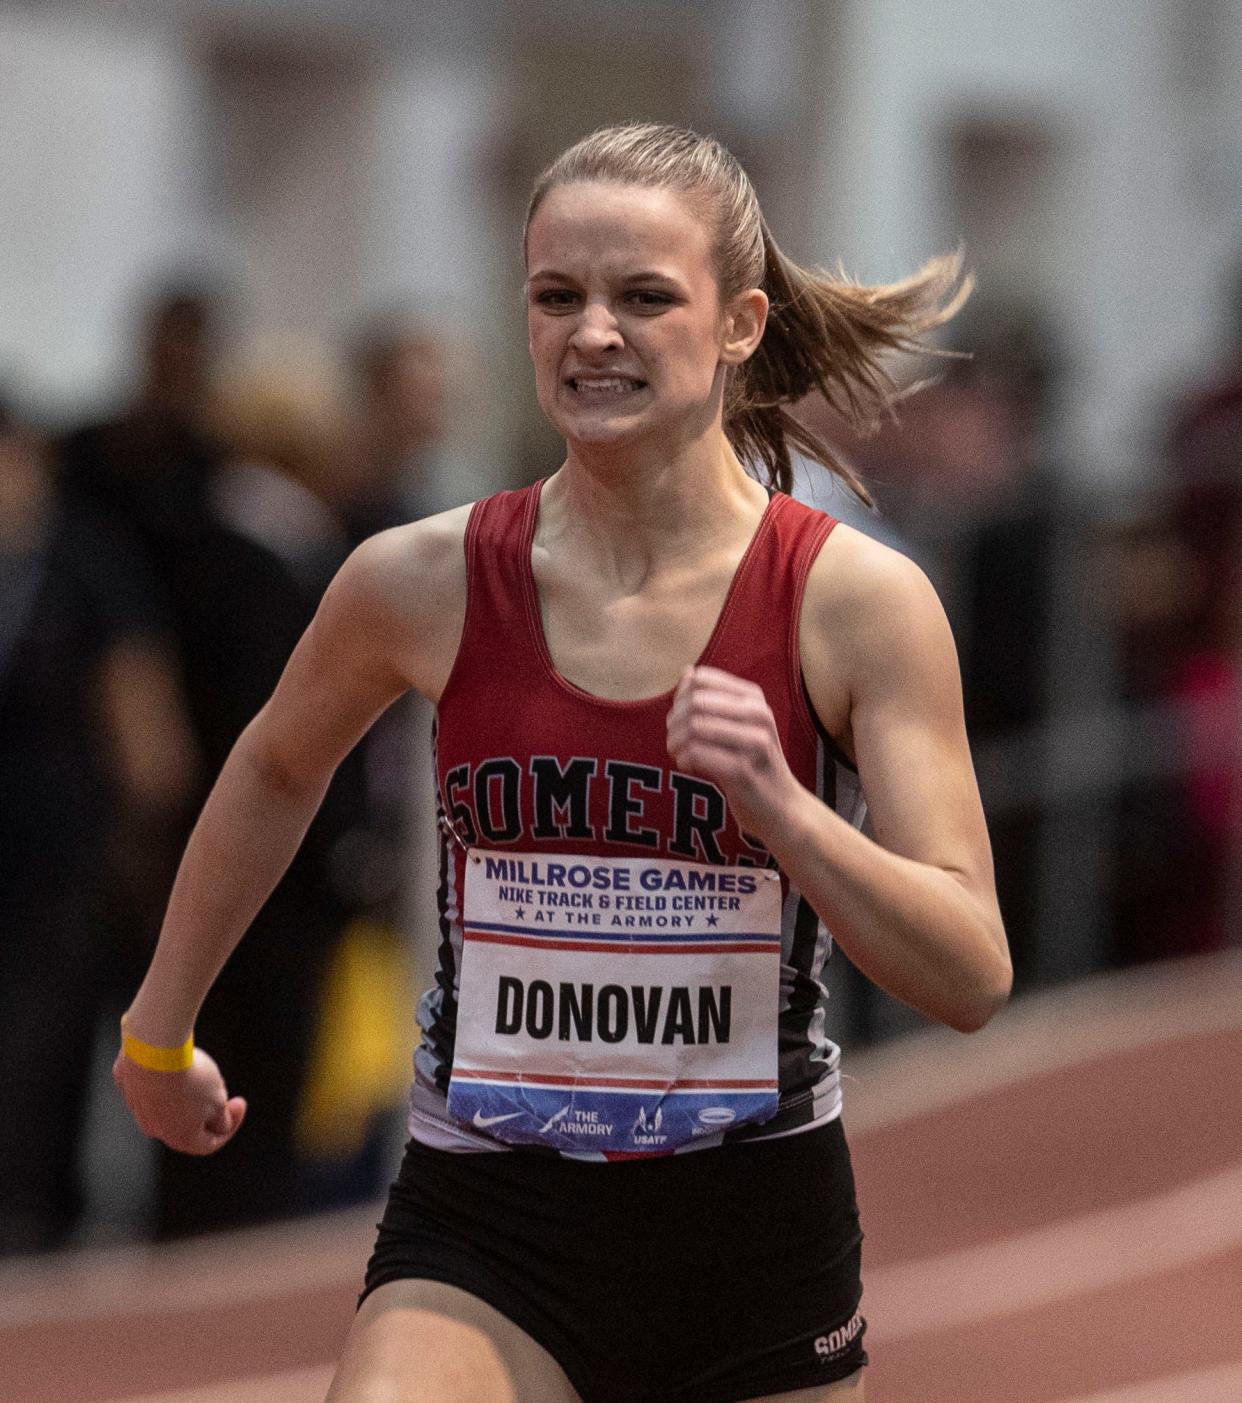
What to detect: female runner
<box><xmin>114</xmin><ymin>124</ymin><xmax>1011</xmax><ymax>1402</ymax></box>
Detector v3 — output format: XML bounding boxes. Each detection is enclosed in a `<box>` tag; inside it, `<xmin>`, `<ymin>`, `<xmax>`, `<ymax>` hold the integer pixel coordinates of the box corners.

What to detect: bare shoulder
<box><xmin>801</xmin><ymin>523</ymin><xmax>961</xmax><ymax>748</ymax></box>
<box><xmin>810</xmin><ymin>523</ymin><xmax>950</xmax><ymax>665</ymax></box>
<box><xmin>338</xmin><ymin>503</ymin><xmax>471</xmax><ymax>602</ymax></box>
<box><xmin>321</xmin><ymin>502</ymin><xmax>474</xmax><ymax>701</ymax></box>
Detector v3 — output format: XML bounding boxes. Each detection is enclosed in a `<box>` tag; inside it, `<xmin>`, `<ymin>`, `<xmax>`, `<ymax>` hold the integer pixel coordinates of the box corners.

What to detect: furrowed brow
<box><xmin>527</xmin><ymin>268</ymin><xmax>577</xmax><ymax>284</ymax></box>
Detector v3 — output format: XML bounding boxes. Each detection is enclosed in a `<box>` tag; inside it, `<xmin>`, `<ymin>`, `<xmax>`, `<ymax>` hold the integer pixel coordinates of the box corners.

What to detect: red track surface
<box><xmin>3</xmin><ymin>952</ymin><xmax>1239</xmax><ymax>1401</ymax></box>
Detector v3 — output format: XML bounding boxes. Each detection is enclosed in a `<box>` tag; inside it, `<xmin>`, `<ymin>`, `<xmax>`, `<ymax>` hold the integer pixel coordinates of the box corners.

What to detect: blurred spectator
<box><xmin>210</xmin><ymin>338</ymin><xmax>354</xmax><ymax>597</ymax></box>
<box><xmin>342</xmin><ymin>315</ymin><xmax>453</xmax><ymax>926</ymax></box>
<box><xmin>798</xmin><ymin>304</ymin><xmax>1066</xmax><ymax>999</ymax></box>
<box><xmin>346</xmin><ymin>317</ymin><xmax>448</xmax><ymax>541</ymax></box>
<box><xmin>342</xmin><ymin>318</ymin><xmax>454</xmax><ymax>914</ymax></box>
<box><xmin>1122</xmin><ymin>254</ymin><xmax>1242</xmax><ymax>959</ymax></box>
<box><xmin>60</xmin><ymin>284</ymin><xmax>222</xmax><ymax>550</ymax></box>
<box><xmin>1169</xmin><ymin>256</ymin><xmax>1242</xmax><ymax>489</ymax></box>
<box><xmin>0</xmin><ymin>395</ymin><xmax>194</xmax><ymax>1254</ymax></box>
<box><xmin>58</xmin><ymin>284</ymin><xmax>224</xmax><ymax>940</ymax></box>
<box><xmin>941</xmin><ymin>307</ymin><xmax>1064</xmax><ymax>738</ymax></box>
<box><xmin>57</xmin><ymin>288</ymin><xmax>360</xmax><ymax>1238</ymax></box>
<box><xmin>210</xmin><ymin>341</ymin><xmax>407</xmax><ymax>1206</ymax></box>
<box><xmin>1104</xmin><ymin>498</ymin><xmax>1232</xmax><ymax>962</ymax></box>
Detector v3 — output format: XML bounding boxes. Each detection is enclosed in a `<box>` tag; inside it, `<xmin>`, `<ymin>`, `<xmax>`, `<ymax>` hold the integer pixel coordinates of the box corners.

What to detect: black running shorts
<box><xmin>360</xmin><ymin>1117</ymin><xmax>867</xmax><ymax>1403</ymax></box>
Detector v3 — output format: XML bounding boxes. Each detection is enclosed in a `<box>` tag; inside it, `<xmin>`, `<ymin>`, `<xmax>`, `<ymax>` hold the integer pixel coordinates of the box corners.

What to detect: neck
<box><xmin>542</xmin><ymin>424</ymin><xmax>768</xmax><ymax>579</ymax></box>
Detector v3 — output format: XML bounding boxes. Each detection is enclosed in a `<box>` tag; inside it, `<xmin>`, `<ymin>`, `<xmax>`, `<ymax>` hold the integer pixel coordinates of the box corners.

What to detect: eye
<box><xmin>532</xmin><ymin>288</ymin><xmax>579</xmax><ymax>310</ymax></box>
<box><xmin>625</xmin><ymin>290</ymin><xmax>674</xmax><ymax>310</ymax></box>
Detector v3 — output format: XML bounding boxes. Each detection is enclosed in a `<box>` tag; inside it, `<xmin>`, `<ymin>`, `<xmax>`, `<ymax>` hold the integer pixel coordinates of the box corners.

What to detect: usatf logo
<box><xmin>632</xmin><ymin>1104</ymin><xmax>668</xmax><ymax>1146</ymax></box>
<box><xmin>814</xmin><ymin>1312</ymin><xmax>863</xmax><ymax>1362</ymax></box>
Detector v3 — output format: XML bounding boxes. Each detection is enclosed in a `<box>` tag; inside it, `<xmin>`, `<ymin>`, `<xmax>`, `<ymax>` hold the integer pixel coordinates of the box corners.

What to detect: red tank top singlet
<box><xmin>409</xmin><ymin>481</ymin><xmax>866</xmax><ymax>1156</ymax></box>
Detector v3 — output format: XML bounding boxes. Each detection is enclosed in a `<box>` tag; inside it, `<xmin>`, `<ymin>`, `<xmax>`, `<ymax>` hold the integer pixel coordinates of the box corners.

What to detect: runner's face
<box><xmin>525</xmin><ymin>182</ymin><xmax>731</xmax><ymax>449</ymax></box>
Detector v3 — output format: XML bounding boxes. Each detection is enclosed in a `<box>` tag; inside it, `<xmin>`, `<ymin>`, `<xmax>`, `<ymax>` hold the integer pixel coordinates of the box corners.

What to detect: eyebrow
<box><xmin>527</xmin><ymin>268</ymin><xmax>685</xmax><ymax>287</ymax></box>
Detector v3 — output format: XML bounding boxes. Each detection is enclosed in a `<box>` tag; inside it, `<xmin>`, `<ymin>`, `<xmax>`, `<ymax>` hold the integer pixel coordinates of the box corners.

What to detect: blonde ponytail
<box><xmin>729</xmin><ymin>230</ymin><xmax>972</xmax><ymax>502</ymax></box>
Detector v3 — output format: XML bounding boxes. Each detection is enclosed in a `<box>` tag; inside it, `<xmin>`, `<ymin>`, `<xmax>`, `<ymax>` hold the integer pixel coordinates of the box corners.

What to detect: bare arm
<box><xmin>666</xmin><ymin>524</ymin><xmax>1011</xmax><ymax>1033</ymax></box>
<box><xmin>115</xmin><ymin>512</ymin><xmax>468</xmax><ymax>1151</ymax></box>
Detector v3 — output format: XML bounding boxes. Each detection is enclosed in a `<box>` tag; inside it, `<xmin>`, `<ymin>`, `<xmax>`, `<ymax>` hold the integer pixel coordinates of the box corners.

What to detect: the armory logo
<box><xmin>814</xmin><ymin>1312</ymin><xmax>863</xmax><ymax>1362</ymax></box>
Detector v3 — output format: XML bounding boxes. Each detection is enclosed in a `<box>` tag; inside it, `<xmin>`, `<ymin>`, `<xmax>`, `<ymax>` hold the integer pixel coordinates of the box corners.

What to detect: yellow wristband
<box><xmin>121</xmin><ymin>1016</ymin><xmax>194</xmax><ymax>1073</ymax></box>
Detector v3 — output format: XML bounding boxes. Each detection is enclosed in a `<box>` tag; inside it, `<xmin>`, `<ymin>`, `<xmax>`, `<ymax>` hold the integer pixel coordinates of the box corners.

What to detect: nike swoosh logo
<box><xmin>472</xmin><ymin>1110</ymin><xmax>524</xmax><ymax>1129</ymax></box>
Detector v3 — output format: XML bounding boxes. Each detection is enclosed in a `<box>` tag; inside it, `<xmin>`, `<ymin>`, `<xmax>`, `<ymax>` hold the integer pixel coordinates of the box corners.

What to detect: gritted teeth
<box><xmin>568</xmin><ymin>375</ymin><xmax>646</xmax><ymax>393</ymax></box>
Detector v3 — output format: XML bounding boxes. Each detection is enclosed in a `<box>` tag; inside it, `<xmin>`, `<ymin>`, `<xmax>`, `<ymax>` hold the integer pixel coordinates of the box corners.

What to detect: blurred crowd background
<box><xmin>2</xmin><ymin>0</ymin><xmax>1240</xmax><ymax>1260</ymax></box>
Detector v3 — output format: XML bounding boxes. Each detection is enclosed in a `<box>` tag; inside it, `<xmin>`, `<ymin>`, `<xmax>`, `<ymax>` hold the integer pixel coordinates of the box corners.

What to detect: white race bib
<box><xmin>446</xmin><ymin>850</ymin><xmax>782</xmax><ymax>1154</ymax></box>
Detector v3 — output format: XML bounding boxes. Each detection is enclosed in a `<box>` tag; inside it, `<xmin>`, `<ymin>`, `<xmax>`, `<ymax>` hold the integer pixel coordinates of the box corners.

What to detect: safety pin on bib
<box><xmin>437</xmin><ymin>811</ymin><xmax>482</xmax><ymax>863</ymax></box>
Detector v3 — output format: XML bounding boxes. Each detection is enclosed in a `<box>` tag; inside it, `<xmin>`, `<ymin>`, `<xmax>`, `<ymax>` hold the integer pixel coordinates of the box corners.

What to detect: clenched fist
<box><xmin>113</xmin><ymin>1044</ymin><xmax>247</xmax><ymax>1156</ymax></box>
<box><xmin>666</xmin><ymin>665</ymin><xmax>800</xmax><ymax>841</ymax></box>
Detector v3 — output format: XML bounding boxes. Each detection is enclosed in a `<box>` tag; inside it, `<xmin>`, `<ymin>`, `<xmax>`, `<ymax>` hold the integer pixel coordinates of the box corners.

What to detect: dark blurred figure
<box><xmin>1103</xmin><ymin>499</ymin><xmax>1230</xmax><ymax>963</ymax></box>
<box><xmin>342</xmin><ymin>317</ymin><xmax>449</xmax><ymax>915</ymax></box>
<box><xmin>59</xmin><ymin>285</ymin><xmax>223</xmax><ymax>944</ymax></box>
<box><xmin>340</xmin><ymin>321</ymin><xmax>443</xmax><ymax>930</ymax></box>
<box><xmin>798</xmin><ymin>303</ymin><xmax>1061</xmax><ymax>730</ymax></box>
<box><xmin>210</xmin><ymin>339</ymin><xmax>354</xmax><ymax>597</ymax></box>
<box><xmin>61</xmin><ymin>285</ymin><xmax>220</xmax><ymax>552</ymax></box>
<box><xmin>210</xmin><ymin>344</ymin><xmax>400</xmax><ymax>1206</ymax></box>
<box><xmin>1170</xmin><ymin>257</ymin><xmax>1242</xmax><ymax>489</ymax></box>
<box><xmin>1119</xmin><ymin>255</ymin><xmax>1242</xmax><ymax>959</ymax></box>
<box><xmin>59</xmin><ymin>289</ymin><xmax>358</xmax><ymax>1238</ymax></box>
<box><xmin>340</xmin><ymin>320</ymin><xmax>441</xmax><ymax>913</ymax></box>
<box><xmin>916</xmin><ymin>311</ymin><xmax>1063</xmax><ymax>998</ymax></box>
<box><xmin>346</xmin><ymin>317</ymin><xmax>447</xmax><ymax>541</ymax></box>
<box><xmin>0</xmin><ymin>395</ymin><xmax>194</xmax><ymax>1254</ymax></box>
<box><xmin>321</xmin><ymin>321</ymin><xmax>453</xmax><ymax>1198</ymax></box>
<box><xmin>799</xmin><ymin>304</ymin><xmax>1066</xmax><ymax>1008</ymax></box>
<box><xmin>945</xmin><ymin>307</ymin><xmax>1064</xmax><ymax>738</ymax></box>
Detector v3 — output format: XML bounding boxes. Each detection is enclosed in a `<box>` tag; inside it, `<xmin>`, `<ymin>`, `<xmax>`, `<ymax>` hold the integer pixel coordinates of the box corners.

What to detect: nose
<box><xmin>569</xmin><ymin>299</ymin><xmax>623</xmax><ymax>356</ymax></box>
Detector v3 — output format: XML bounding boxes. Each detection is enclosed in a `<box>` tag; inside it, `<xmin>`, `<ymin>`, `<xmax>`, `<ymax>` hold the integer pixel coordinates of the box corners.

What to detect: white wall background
<box><xmin>1</xmin><ymin>0</ymin><xmax>1239</xmax><ymax>485</ymax></box>
<box><xmin>812</xmin><ymin>0</ymin><xmax>1242</xmax><ymax>482</ymax></box>
<box><xmin>0</xmin><ymin>9</ymin><xmax>211</xmax><ymax>418</ymax></box>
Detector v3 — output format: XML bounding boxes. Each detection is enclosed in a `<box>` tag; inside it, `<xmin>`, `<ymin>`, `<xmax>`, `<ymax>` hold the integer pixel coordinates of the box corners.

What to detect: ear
<box><xmin>720</xmin><ymin>287</ymin><xmax>769</xmax><ymax>366</ymax></box>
